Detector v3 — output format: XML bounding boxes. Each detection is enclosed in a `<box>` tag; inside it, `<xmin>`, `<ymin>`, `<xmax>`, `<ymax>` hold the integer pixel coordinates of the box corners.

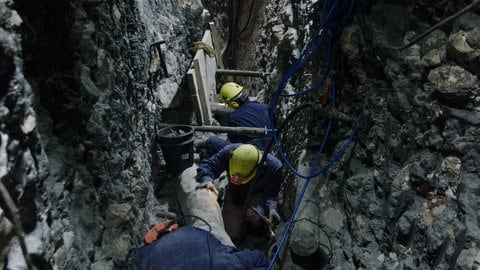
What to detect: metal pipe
<box><xmin>210</xmin><ymin>103</ymin><xmax>234</xmax><ymax>114</ymax></box>
<box><xmin>158</xmin><ymin>123</ymin><xmax>274</xmax><ymax>136</ymax></box>
<box><xmin>216</xmin><ymin>69</ymin><xmax>269</xmax><ymax>78</ymax></box>
<box><xmin>250</xmin><ymin>207</ymin><xmax>276</xmax><ymax>240</ymax></box>
<box><xmin>393</xmin><ymin>0</ymin><xmax>480</xmax><ymax>50</ymax></box>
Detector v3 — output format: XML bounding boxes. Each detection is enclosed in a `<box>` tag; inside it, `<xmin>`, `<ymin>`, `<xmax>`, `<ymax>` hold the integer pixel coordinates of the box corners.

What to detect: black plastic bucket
<box><xmin>157</xmin><ymin>125</ymin><xmax>194</xmax><ymax>174</ymax></box>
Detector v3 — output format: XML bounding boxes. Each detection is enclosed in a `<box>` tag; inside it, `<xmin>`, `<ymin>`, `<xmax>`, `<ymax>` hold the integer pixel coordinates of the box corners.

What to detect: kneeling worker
<box><xmin>196</xmin><ymin>143</ymin><xmax>282</xmax><ymax>244</ymax></box>
<box><xmin>134</xmin><ymin>166</ymin><xmax>268</xmax><ymax>269</ymax></box>
<box><xmin>198</xmin><ymin>82</ymin><xmax>273</xmax><ymax>159</ymax></box>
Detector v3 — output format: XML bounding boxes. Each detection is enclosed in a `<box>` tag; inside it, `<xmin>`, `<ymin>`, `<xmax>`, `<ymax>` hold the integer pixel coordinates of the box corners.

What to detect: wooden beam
<box><xmin>187</xmin><ymin>30</ymin><xmax>217</xmax><ymax>125</ymax></box>
<box><xmin>193</xmin><ymin>58</ymin><xmax>213</xmax><ymax>125</ymax></box>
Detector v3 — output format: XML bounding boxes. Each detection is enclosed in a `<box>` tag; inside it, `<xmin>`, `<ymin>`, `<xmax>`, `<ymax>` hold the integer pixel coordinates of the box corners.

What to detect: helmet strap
<box><xmin>227</xmin><ymin>101</ymin><xmax>240</xmax><ymax>109</ymax></box>
<box><xmin>234</xmin><ymin>89</ymin><xmax>249</xmax><ymax>105</ymax></box>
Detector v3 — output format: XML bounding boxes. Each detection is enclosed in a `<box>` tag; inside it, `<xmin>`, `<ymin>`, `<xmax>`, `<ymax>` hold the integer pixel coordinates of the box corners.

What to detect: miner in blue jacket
<box><xmin>134</xmin><ymin>225</ymin><xmax>267</xmax><ymax>270</ymax></box>
<box><xmin>134</xmin><ymin>165</ymin><xmax>268</xmax><ymax>270</ymax></box>
<box><xmin>198</xmin><ymin>82</ymin><xmax>273</xmax><ymax>158</ymax></box>
<box><xmin>196</xmin><ymin>143</ymin><xmax>282</xmax><ymax>244</ymax></box>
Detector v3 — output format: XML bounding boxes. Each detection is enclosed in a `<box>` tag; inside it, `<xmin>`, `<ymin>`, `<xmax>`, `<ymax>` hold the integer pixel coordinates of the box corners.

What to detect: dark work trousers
<box><xmin>199</xmin><ymin>135</ymin><xmax>271</xmax><ymax>160</ymax></box>
<box><xmin>204</xmin><ymin>136</ymin><xmax>230</xmax><ymax>158</ymax></box>
<box><xmin>222</xmin><ymin>189</ymin><xmax>267</xmax><ymax>245</ymax></box>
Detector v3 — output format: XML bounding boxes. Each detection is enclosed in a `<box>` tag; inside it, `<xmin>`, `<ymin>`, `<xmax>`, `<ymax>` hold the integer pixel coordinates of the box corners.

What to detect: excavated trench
<box><xmin>0</xmin><ymin>0</ymin><xmax>479</xmax><ymax>269</ymax></box>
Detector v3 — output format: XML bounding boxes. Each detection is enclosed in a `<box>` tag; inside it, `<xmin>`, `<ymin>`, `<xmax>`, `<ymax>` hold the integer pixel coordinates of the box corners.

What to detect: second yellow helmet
<box><xmin>220</xmin><ymin>82</ymin><xmax>243</xmax><ymax>103</ymax></box>
<box><xmin>228</xmin><ymin>144</ymin><xmax>263</xmax><ymax>185</ymax></box>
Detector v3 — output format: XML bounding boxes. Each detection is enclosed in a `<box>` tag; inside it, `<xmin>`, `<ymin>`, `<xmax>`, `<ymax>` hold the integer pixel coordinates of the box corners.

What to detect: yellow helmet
<box><xmin>220</xmin><ymin>82</ymin><xmax>248</xmax><ymax>109</ymax></box>
<box><xmin>220</xmin><ymin>82</ymin><xmax>243</xmax><ymax>103</ymax></box>
<box><xmin>229</xmin><ymin>144</ymin><xmax>263</xmax><ymax>185</ymax></box>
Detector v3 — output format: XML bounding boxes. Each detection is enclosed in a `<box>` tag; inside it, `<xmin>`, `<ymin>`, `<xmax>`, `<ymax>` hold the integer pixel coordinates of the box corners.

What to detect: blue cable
<box><xmin>273</xmin><ymin>0</ymin><xmax>338</xmax><ymax>96</ymax></box>
<box><xmin>267</xmin><ymin>83</ymin><xmax>357</xmax><ymax>270</ymax></box>
<box><xmin>280</xmin><ymin>33</ymin><xmax>334</xmax><ymax>98</ymax></box>
<box><xmin>268</xmin><ymin>102</ymin><xmax>334</xmax><ymax>270</ymax></box>
<box><xmin>270</xmin><ymin>0</ymin><xmax>356</xmax><ymax>179</ymax></box>
<box><xmin>267</xmin><ymin>92</ymin><xmax>358</xmax><ymax>269</ymax></box>
<box><xmin>266</xmin><ymin>0</ymin><xmax>357</xmax><ymax>268</ymax></box>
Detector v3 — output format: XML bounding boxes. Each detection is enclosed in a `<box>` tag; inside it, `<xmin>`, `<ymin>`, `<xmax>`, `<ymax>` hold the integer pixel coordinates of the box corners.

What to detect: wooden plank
<box><xmin>187</xmin><ymin>68</ymin><xmax>204</xmax><ymax>124</ymax></box>
<box><xmin>193</xmin><ymin>58</ymin><xmax>213</xmax><ymax>125</ymax></box>
<box><xmin>186</xmin><ymin>30</ymin><xmax>218</xmax><ymax>125</ymax></box>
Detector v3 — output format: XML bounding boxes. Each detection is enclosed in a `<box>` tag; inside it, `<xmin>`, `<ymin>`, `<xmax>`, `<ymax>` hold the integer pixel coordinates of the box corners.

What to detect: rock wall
<box><xmin>1</xmin><ymin>0</ymin><xmax>204</xmax><ymax>269</ymax></box>
<box><xmin>242</xmin><ymin>1</ymin><xmax>479</xmax><ymax>269</ymax></box>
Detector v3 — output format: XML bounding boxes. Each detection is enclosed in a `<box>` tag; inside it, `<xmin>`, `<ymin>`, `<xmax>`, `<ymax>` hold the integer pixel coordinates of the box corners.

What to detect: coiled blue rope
<box><xmin>266</xmin><ymin>0</ymin><xmax>357</xmax><ymax>269</ymax></box>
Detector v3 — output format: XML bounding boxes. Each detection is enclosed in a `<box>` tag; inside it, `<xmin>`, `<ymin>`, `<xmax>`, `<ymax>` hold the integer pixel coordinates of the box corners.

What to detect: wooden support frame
<box><xmin>186</xmin><ymin>22</ymin><xmax>271</xmax><ymax>126</ymax></box>
<box><xmin>187</xmin><ymin>30</ymin><xmax>216</xmax><ymax>125</ymax></box>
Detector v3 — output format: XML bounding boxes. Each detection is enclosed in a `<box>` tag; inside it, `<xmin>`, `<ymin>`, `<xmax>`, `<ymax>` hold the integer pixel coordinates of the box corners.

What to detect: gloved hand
<box><xmin>196</xmin><ymin>181</ymin><xmax>218</xmax><ymax>196</ymax></box>
<box><xmin>268</xmin><ymin>208</ymin><xmax>281</xmax><ymax>224</ymax></box>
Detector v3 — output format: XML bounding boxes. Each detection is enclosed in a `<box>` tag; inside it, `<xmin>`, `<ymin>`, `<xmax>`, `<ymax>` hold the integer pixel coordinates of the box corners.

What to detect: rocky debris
<box><xmin>1</xmin><ymin>0</ymin><xmax>204</xmax><ymax>269</ymax></box>
<box><xmin>252</xmin><ymin>1</ymin><xmax>480</xmax><ymax>269</ymax></box>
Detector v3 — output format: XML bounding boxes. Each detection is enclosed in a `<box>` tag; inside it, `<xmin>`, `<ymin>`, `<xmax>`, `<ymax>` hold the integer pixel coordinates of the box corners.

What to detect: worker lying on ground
<box><xmin>195</xmin><ymin>143</ymin><xmax>282</xmax><ymax>245</ymax></box>
<box><xmin>134</xmin><ymin>225</ymin><xmax>268</xmax><ymax>269</ymax></box>
<box><xmin>197</xmin><ymin>82</ymin><xmax>273</xmax><ymax>159</ymax></box>
<box><xmin>133</xmin><ymin>166</ymin><xmax>268</xmax><ymax>269</ymax></box>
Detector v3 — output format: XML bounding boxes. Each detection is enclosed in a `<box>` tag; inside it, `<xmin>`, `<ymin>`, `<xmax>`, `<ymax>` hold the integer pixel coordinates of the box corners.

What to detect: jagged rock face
<box><xmin>1</xmin><ymin>0</ymin><xmax>204</xmax><ymax>269</ymax></box>
<box><xmin>247</xmin><ymin>2</ymin><xmax>479</xmax><ymax>270</ymax></box>
<box><xmin>0</xmin><ymin>0</ymin><xmax>479</xmax><ymax>270</ymax></box>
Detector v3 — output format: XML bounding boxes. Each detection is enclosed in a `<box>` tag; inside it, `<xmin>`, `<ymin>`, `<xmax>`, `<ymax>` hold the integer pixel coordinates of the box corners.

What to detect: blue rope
<box><xmin>269</xmin><ymin>0</ymin><xmax>356</xmax><ymax>180</ymax></box>
<box><xmin>272</xmin><ymin>1</ymin><xmax>338</xmax><ymax>97</ymax></box>
<box><xmin>268</xmin><ymin>85</ymin><xmax>356</xmax><ymax>270</ymax></box>
<box><xmin>266</xmin><ymin>0</ymin><xmax>357</xmax><ymax>269</ymax></box>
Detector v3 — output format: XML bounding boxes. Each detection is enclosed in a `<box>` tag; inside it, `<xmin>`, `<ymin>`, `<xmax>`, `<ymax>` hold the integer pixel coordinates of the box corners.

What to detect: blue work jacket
<box><xmin>195</xmin><ymin>143</ymin><xmax>283</xmax><ymax>206</ymax></box>
<box><xmin>228</xmin><ymin>100</ymin><xmax>272</xmax><ymax>151</ymax></box>
<box><xmin>134</xmin><ymin>226</ymin><xmax>267</xmax><ymax>270</ymax></box>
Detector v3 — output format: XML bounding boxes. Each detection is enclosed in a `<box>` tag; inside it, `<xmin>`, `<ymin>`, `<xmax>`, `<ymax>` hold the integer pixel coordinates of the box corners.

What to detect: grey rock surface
<box><xmin>0</xmin><ymin>0</ymin><xmax>478</xmax><ymax>269</ymax></box>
